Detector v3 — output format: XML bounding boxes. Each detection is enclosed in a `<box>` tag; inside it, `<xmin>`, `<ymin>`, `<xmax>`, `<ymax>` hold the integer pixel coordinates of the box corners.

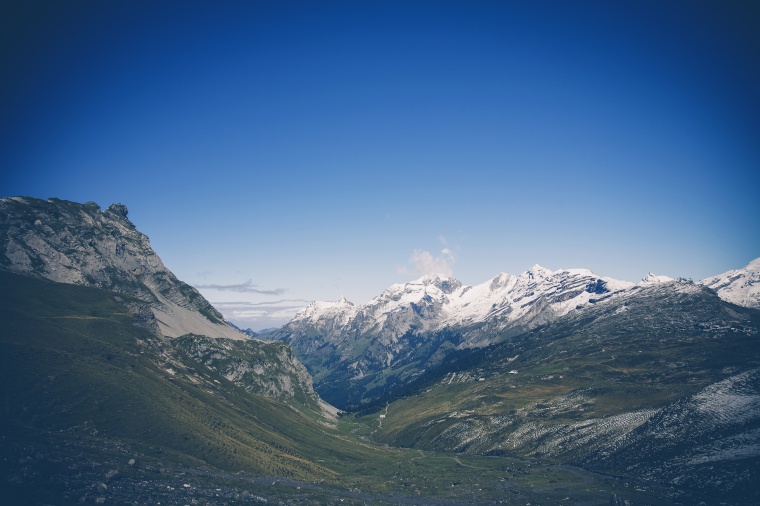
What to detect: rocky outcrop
<box><xmin>173</xmin><ymin>334</ymin><xmax>335</xmax><ymax>418</ymax></box>
<box><xmin>0</xmin><ymin>196</ymin><xmax>332</xmax><ymax>413</ymax></box>
<box><xmin>0</xmin><ymin>196</ymin><xmax>243</xmax><ymax>340</ymax></box>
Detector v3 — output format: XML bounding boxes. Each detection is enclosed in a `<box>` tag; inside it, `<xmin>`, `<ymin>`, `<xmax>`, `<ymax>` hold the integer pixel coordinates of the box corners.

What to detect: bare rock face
<box><xmin>174</xmin><ymin>334</ymin><xmax>325</xmax><ymax>409</ymax></box>
<box><xmin>0</xmin><ymin>196</ymin><xmax>335</xmax><ymax>418</ymax></box>
<box><xmin>0</xmin><ymin>196</ymin><xmax>242</xmax><ymax>339</ymax></box>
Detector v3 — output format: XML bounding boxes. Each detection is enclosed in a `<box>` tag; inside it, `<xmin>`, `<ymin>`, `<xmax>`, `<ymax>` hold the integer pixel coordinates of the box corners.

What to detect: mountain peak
<box><xmin>0</xmin><ymin>196</ymin><xmax>244</xmax><ymax>340</ymax></box>
<box><xmin>489</xmin><ymin>272</ymin><xmax>515</xmax><ymax>291</ymax></box>
<box><xmin>524</xmin><ymin>264</ymin><xmax>553</xmax><ymax>279</ymax></box>
<box><xmin>106</xmin><ymin>202</ymin><xmax>129</xmax><ymax>218</ymax></box>
<box><xmin>294</xmin><ymin>298</ymin><xmax>356</xmax><ymax>321</ymax></box>
<box><xmin>640</xmin><ymin>272</ymin><xmax>675</xmax><ymax>284</ymax></box>
<box><xmin>417</xmin><ymin>273</ymin><xmax>455</xmax><ymax>282</ymax></box>
<box><xmin>701</xmin><ymin>256</ymin><xmax>760</xmax><ymax>309</ymax></box>
<box><xmin>416</xmin><ymin>273</ymin><xmax>462</xmax><ymax>293</ymax></box>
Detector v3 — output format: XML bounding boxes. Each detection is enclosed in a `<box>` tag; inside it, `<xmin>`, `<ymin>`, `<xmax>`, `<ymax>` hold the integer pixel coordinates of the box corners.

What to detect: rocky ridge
<box><xmin>0</xmin><ymin>196</ymin><xmax>328</xmax><ymax>412</ymax></box>
<box><xmin>274</xmin><ymin>257</ymin><xmax>760</xmax><ymax>408</ymax></box>
<box><xmin>0</xmin><ymin>196</ymin><xmax>243</xmax><ymax>340</ymax></box>
<box><xmin>702</xmin><ymin>257</ymin><xmax>760</xmax><ymax>309</ymax></box>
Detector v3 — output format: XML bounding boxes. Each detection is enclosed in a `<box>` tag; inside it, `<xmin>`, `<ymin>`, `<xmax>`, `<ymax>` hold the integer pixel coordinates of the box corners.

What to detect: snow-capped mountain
<box><xmin>366</xmin><ymin>277</ymin><xmax>760</xmax><ymax>501</ymax></box>
<box><xmin>640</xmin><ymin>272</ymin><xmax>675</xmax><ymax>284</ymax></box>
<box><xmin>701</xmin><ymin>257</ymin><xmax>760</xmax><ymax>309</ymax></box>
<box><xmin>288</xmin><ymin>266</ymin><xmax>633</xmax><ymax>346</ymax></box>
<box><xmin>273</xmin><ymin>265</ymin><xmax>639</xmax><ymax>407</ymax></box>
<box><xmin>275</xmin><ymin>258</ymin><xmax>760</xmax><ymax>408</ymax></box>
<box><xmin>288</xmin><ymin>259</ymin><xmax>760</xmax><ymax>347</ymax></box>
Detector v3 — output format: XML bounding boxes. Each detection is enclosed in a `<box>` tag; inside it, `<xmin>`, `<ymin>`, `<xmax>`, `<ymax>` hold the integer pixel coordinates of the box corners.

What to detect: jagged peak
<box><xmin>522</xmin><ymin>264</ymin><xmax>554</xmax><ymax>280</ymax></box>
<box><xmin>106</xmin><ymin>202</ymin><xmax>129</xmax><ymax>219</ymax></box>
<box><xmin>416</xmin><ymin>273</ymin><xmax>458</xmax><ymax>283</ymax></box>
<box><xmin>293</xmin><ymin>298</ymin><xmax>354</xmax><ymax>320</ymax></box>
<box><xmin>559</xmin><ymin>267</ymin><xmax>597</xmax><ymax>277</ymax></box>
<box><xmin>383</xmin><ymin>274</ymin><xmax>462</xmax><ymax>294</ymax></box>
<box><xmin>489</xmin><ymin>272</ymin><xmax>515</xmax><ymax>291</ymax></box>
<box><xmin>640</xmin><ymin>272</ymin><xmax>675</xmax><ymax>285</ymax></box>
<box><xmin>416</xmin><ymin>274</ymin><xmax>462</xmax><ymax>293</ymax></box>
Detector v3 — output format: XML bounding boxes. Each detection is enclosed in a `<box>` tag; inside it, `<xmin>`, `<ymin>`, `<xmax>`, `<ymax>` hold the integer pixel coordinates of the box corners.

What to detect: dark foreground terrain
<box><xmin>3</xmin><ymin>270</ymin><xmax>760</xmax><ymax>504</ymax></box>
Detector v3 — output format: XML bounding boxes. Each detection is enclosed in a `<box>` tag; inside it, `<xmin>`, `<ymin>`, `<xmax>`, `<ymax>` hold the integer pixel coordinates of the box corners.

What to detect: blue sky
<box><xmin>2</xmin><ymin>1</ymin><xmax>759</xmax><ymax>330</ymax></box>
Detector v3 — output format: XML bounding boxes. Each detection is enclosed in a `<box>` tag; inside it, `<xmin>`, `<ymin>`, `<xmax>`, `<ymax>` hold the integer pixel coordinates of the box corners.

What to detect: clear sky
<box><xmin>2</xmin><ymin>1</ymin><xmax>759</xmax><ymax>330</ymax></box>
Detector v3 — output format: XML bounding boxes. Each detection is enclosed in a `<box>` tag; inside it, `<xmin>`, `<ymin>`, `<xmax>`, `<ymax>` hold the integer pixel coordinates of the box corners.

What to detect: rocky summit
<box><xmin>0</xmin><ymin>196</ymin><xmax>243</xmax><ymax>340</ymax></box>
<box><xmin>0</xmin><ymin>196</ymin><xmax>325</xmax><ymax>410</ymax></box>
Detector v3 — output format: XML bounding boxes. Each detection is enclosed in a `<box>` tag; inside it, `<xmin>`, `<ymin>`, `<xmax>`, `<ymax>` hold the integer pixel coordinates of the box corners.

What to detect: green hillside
<box><xmin>0</xmin><ymin>271</ymin><xmax>335</xmax><ymax>485</ymax></box>
<box><xmin>362</xmin><ymin>282</ymin><xmax>760</xmax><ymax>503</ymax></box>
<box><xmin>1</xmin><ymin>270</ymin><xmax>673</xmax><ymax>504</ymax></box>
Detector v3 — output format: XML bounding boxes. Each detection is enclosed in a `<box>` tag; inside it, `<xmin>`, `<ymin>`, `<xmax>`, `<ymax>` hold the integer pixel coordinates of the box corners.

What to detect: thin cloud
<box><xmin>193</xmin><ymin>280</ymin><xmax>286</xmax><ymax>295</ymax></box>
<box><xmin>211</xmin><ymin>299</ymin><xmax>310</xmax><ymax>308</ymax></box>
<box><xmin>211</xmin><ymin>300</ymin><xmax>310</xmax><ymax>330</ymax></box>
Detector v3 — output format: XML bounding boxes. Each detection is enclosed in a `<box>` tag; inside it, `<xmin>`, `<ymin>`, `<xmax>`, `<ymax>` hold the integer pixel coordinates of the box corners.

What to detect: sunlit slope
<box><xmin>0</xmin><ymin>270</ymin><xmax>357</xmax><ymax>480</ymax></box>
<box><xmin>368</xmin><ymin>281</ymin><xmax>760</xmax><ymax>501</ymax></box>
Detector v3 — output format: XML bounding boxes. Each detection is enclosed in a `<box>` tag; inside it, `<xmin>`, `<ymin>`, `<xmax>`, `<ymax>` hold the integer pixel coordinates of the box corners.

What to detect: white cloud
<box><xmin>397</xmin><ymin>237</ymin><xmax>456</xmax><ymax>277</ymax></box>
<box><xmin>210</xmin><ymin>300</ymin><xmax>309</xmax><ymax>331</ymax></box>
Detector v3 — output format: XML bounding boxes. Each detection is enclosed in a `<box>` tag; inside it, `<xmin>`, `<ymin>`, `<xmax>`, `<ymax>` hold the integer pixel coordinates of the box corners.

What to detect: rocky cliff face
<box><xmin>0</xmin><ymin>196</ymin><xmax>242</xmax><ymax>339</ymax></box>
<box><xmin>173</xmin><ymin>334</ymin><xmax>335</xmax><ymax>415</ymax></box>
<box><xmin>0</xmin><ymin>196</ymin><xmax>331</xmax><ymax>414</ymax></box>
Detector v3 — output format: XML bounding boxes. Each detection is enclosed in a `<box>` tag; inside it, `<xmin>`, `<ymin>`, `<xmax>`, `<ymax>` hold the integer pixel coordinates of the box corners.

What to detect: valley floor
<box><xmin>1</xmin><ymin>426</ymin><xmax>698</xmax><ymax>506</ymax></box>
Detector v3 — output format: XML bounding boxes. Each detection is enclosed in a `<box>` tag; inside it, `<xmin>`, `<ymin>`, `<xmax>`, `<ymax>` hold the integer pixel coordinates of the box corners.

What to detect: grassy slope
<box><xmin>357</xmin><ymin>284</ymin><xmax>760</xmax><ymax>504</ymax></box>
<box><xmin>0</xmin><ymin>270</ymin><xmax>345</xmax><ymax>478</ymax></box>
<box><xmin>372</xmin><ymin>285</ymin><xmax>760</xmax><ymax>442</ymax></box>
<box><xmin>0</xmin><ymin>271</ymin><xmax>684</xmax><ymax>504</ymax></box>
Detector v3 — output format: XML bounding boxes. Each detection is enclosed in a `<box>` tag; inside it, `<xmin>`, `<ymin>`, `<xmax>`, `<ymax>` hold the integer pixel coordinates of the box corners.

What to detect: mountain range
<box><xmin>367</xmin><ymin>277</ymin><xmax>760</xmax><ymax>503</ymax></box>
<box><xmin>2</xmin><ymin>196</ymin><xmax>759</xmax><ymax>505</ymax></box>
<box><xmin>272</xmin><ymin>258</ymin><xmax>760</xmax><ymax>408</ymax></box>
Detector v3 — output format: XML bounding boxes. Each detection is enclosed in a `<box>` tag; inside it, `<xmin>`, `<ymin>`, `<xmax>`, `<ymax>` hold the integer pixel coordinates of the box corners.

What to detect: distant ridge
<box><xmin>273</xmin><ymin>258</ymin><xmax>760</xmax><ymax>408</ymax></box>
<box><xmin>702</xmin><ymin>257</ymin><xmax>760</xmax><ymax>309</ymax></box>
